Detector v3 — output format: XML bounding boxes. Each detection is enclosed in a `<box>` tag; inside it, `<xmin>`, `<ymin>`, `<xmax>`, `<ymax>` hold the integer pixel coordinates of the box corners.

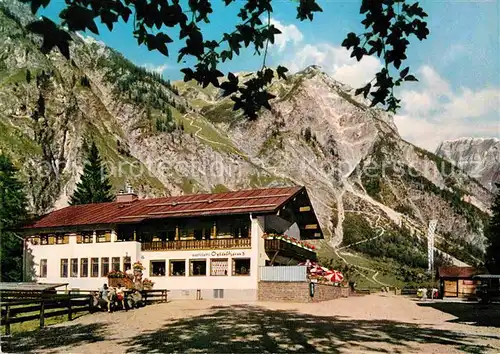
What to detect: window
<box><xmin>77</xmin><ymin>231</ymin><xmax>93</xmax><ymax>244</ymax></box>
<box><xmin>91</xmin><ymin>258</ymin><xmax>99</xmax><ymax>277</ymax></box>
<box><xmin>101</xmin><ymin>257</ymin><xmax>110</xmax><ymax>277</ymax></box>
<box><xmin>210</xmin><ymin>259</ymin><xmax>228</xmax><ymax>276</ymax></box>
<box><xmin>80</xmin><ymin>258</ymin><xmax>88</xmax><ymax>277</ymax></box>
<box><xmin>190</xmin><ymin>259</ymin><xmax>207</xmax><ymax>276</ymax></box>
<box><xmin>96</xmin><ymin>230</ymin><xmax>111</xmax><ymax>243</ymax></box>
<box><xmin>213</xmin><ymin>289</ymin><xmax>224</xmax><ymax>298</ymax></box>
<box><xmin>150</xmin><ymin>260</ymin><xmax>166</xmax><ymax>276</ymax></box>
<box><xmin>170</xmin><ymin>260</ymin><xmax>186</xmax><ymax>276</ymax></box>
<box><xmin>60</xmin><ymin>259</ymin><xmax>68</xmax><ymax>277</ymax></box>
<box><xmin>40</xmin><ymin>259</ymin><xmax>47</xmax><ymax>277</ymax></box>
<box><xmin>233</xmin><ymin>258</ymin><xmax>250</xmax><ymax>276</ymax></box>
<box><xmin>112</xmin><ymin>257</ymin><xmax>121</xmax><ymax>271</ymax></box>
<box><xmin>123</xmin><ymin>256</ymin><xmax>131</xmax><ymax>272</ymax></box>
<box><xmin>40</xmin><ymin>235</ymin><xmax>49</xmax><ymax>245</ymax></box>
<box><xmin>70</xmin><ymin>258</ymin><xmax>78</xmax><ymax>277</ymax></box>
<box><xmin>56</xmin><ymin>235</ymin><xmax>65</xmax><ymax>244</ymax></box>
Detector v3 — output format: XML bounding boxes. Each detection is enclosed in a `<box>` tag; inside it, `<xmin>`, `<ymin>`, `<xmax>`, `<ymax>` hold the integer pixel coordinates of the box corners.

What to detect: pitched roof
<box><xmin>24</xmin><ymin>186</ymin><xmax>304</xmax><ymax>230</ymax></box>
<box><xmin>438</xmin><ymin>266</ymin><xmax>477</xmax><ymax>278</ymax></box>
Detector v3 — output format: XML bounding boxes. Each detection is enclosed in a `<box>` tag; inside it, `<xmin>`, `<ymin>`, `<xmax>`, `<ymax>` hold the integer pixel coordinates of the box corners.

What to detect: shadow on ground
<box><xmin>418</xmin><ymin>301</ymin><xmax>500</xmax><ymax>327</ymax></box>
<box><xmin>122</xmin><ymin>305</ymin><xmax>496</xmax><ymax>353</ymax></box>
<box><xmin>1</xmin><ymin>323</ymin><xmax>108</xmax><ymax>352</ymax></box>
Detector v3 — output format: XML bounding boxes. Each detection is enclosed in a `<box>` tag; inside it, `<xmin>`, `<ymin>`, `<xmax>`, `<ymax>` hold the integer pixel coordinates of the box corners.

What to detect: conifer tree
<box><xmin>70</xmin><ymin>141</ymin><xmax>113</xmax><ymax>205</ymax></box>
<box><xmin>485</xmin><ymin>184</ymin><xmax>500</xmax><ymax>273</ymax></box>
<box><xmin>0</xmin><ymin>154</ymin><xmax>28</xmax><ymax>282</ymax></box>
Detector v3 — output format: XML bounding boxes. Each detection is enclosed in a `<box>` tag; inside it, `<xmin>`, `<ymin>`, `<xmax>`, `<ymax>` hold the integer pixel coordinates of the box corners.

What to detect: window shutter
<box><xmin>32</xmin><ymin>236</ymin><xmax>40</xmax><ymax>245</ymax></box>
<box><xmin>105</xmin><ymin>231</ymin><xmax>111</xmax><ymax>242</ymax></box>
<box><xmin>48</xmin><ymin>235</ymin><xmax>55</xmax><ymax>245</ymax></box>
<box><xmin>63</xmin><ymin>234</ymin><xmax>70</xmax><ymax>244</ymax></box>
<box><xmin>76</xmin><ymin>234</ymin><xmax>82</xmax><ymax>244</ymax></box>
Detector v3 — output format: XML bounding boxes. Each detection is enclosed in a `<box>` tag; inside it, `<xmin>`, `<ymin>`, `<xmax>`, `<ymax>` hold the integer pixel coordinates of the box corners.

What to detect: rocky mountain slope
<box><xmin>436</xmin><ymin>138</ymin><xmax>499</xmax><ymax>191</ymax></box>
<box><xmin>0</xmin><ymin>1</ymin><xmax>493</xmax><ymax>283</ymax></box>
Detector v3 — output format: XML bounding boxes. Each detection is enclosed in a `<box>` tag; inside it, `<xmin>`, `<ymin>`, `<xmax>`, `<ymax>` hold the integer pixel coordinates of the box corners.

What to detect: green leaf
<box><xmin>277</xmin><ymin>65</ymin><xmax>288</xmax><ymax>80</ymax></box>
<box><xmin>21</xmin><ymin>0</ymin><xmax>50</xmax><ymax>14</ymax></box>
<box><xmin>60</xmin><ymin>5</ymin><xmax>99</xmax><ymax>35</ymax></box>
<box><xmin>404</xmin><ymin>75</ymin><xmax>418</xmax><ymax>82</ymax></box>
<box><xmin>400</xmin><ymin>67</ymin><xmax>409</xmax><ymax>78</ymax></box>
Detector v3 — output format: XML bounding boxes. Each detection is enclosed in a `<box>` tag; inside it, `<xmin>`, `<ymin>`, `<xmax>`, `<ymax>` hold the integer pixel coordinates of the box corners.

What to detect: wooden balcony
<box><xmin>141</xmin><ymin>238</ymin><xmax>251</xmax><ymax>251</ymax></box>
<box><xmin>264</xmin><ymin>239</ymin><xmax>317</xmax><ymax>262</ymax></box>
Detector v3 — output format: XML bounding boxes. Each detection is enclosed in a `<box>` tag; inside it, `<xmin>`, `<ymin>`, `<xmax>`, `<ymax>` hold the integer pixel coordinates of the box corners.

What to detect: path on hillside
<box><xmin>336</xmin><ymin>211</ymin><xmax>390</xmax><ymax>287</ymax></box>
<box><xmin>5</xmin><ymin>296</ymin><xmax>499</xmax><ymax>353</ymax></box>
<box><xmin>185</xmin><ymin>114</ymin><xmax>474</xmax><ymax>269</ymax></box>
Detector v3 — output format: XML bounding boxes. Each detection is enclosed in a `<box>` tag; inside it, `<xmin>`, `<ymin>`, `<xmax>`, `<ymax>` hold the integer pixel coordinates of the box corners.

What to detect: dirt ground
<box><xmin>3</xmin><ymin>294</ymin><xmax>500</xmax><ymax>353</ymax></box>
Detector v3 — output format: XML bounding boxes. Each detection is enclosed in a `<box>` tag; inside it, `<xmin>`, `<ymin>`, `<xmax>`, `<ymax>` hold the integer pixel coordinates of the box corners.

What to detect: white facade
<box><xmin>28</xmin><ymin>217</ymin><xmax>267</xmax><ymax>300</ymax></box>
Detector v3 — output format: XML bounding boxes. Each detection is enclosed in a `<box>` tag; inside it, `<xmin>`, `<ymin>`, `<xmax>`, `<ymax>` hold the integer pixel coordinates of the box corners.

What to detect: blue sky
<box><xmin>41</xmin><ymin>0</ymin><xmax>499</xmax><ymax>150</ymax></box>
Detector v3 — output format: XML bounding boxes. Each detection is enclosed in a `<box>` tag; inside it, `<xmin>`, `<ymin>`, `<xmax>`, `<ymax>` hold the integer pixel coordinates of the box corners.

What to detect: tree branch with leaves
<box><xmin>21</xmin><ymin>0</ymin><xmax>428</xmax><ymax>117</ymax></box>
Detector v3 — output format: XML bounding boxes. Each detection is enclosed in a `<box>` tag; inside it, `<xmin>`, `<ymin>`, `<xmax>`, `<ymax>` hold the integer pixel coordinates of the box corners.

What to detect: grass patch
<box><xmin>211</xmin><ymin>184</ymin><xmax>230</xmax><ymax>193</ymax></box>
<box><xmin>0</xmin><ymin>119</ymin><xmax>42</xmax><ymax>158</ymax></box>
<box><xmin>248</xmin><ymin>173</ymin><xmax>287</xmax><ymax>188</ymax></box>
<box><xmin>181</xmin><ymin>177</ymin><xmax>197</xmax><ymax>194</ymax></box>
<box><xmin>1</xmin><ymin>307</ymin><xmax>90</xmax><ymax>335</ymax></box>
<box><xmin>201</xmin><ymin>100</ymin><xmax>238</xmax><ymax>124</ymax></box>
<box><xmin>84</xmin><ymin>122</ymin><xmax>166</xmax><ymax>192</ymax></box>
<box><xmin>173</xmin><ymin>110</ymin><xmax>242</xmax><ymax>155</ymax></box>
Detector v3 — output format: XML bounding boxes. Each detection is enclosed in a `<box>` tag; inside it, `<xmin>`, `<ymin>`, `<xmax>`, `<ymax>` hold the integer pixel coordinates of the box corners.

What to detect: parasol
<box><xmin>310</xmin><ymin>265</ymin><xmax>330</xmax><ymax>276</ymax></box>
<box><xmin>324</xmin><ymin>270</ymin><xmax>344</xmax><ymax>283</ymax></box>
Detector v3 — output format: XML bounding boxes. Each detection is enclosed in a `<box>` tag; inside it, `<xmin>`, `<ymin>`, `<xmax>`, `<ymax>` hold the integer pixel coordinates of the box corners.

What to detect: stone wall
<box><xmin>258</xmin><ymin>281</ymin><xmax>349</xmax><ymax>302</ymax></box>
<box><xmin>312</xmin><ymin>283</ymin><xmax>350</xmax><ymax>302</ymax></box>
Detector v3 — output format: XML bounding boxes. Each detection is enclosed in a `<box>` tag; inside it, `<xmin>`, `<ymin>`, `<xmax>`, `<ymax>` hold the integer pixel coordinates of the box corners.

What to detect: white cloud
<box><xmin>395</xmin><ymin>114</ymin><xmax>499</xmax><ymax>152</ymax></box>
<box><xmin>142</xmin><ymin>63</ymin><xmax>169</xmax><ymax>74</ymax></box>
<box><xmin>269</xmin><ymin>18</ymin><xmax>303</xmax><ymax>52</ymax></box>
<box><xmin>442</xmin><ymin>87</ymin><xmax>500</xmax><ymax>120</ymax></box>
<box><xmin>286</xmin><ymin>43</ymin><xmax>382</xmax><ymax>88</ymax></box>
<box><xmin>419</xmin><ymin>65</ymin><xmax>452</xmax><ymax>97</ymax></box>
<box><xmin>395</xmin><ymin>65</ymin><xmax>500</xmax><ymax>151</ymax></box>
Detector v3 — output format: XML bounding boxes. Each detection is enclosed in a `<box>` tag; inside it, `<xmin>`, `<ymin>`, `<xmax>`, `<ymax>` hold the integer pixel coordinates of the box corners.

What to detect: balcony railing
<box><xmin>141</xmin><ymin>238</ymin><xmax>251</xmax><ymax>251</ymax></box>
<box><xmin>264</xmin><ymin>239</ymin><xmax>317</xmax><ymax>261</ymax></box>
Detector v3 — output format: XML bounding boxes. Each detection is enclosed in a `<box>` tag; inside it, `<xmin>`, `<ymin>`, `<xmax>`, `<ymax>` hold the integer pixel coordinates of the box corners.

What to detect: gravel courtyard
<box><xmin>4</xmin><ymin>294</ymin><xmax>500</xmax><ymax>353</ymax></box>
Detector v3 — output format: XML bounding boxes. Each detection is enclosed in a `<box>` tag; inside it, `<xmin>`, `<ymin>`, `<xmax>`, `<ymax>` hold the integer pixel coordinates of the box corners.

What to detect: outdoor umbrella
<box><xmin>324</xmin><ymin>270</ymin><xmax>344</xmax><ymax>283</ymax></box>
<box><xmin>310</xmin><ymin>265</ymin><xmax>330</xmax><ymax>276</ymax></box>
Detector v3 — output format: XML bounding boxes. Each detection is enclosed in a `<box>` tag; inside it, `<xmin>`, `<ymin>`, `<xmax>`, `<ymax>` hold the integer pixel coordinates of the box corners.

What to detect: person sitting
<box><xmin>99</xmin><ymin>283</ymin><xmax>109</xmax><ymax>299</ymax></box>
<box><xmin>116</xmin><ymin>284</ymin><xmax>126</xmax><ymax>311</ymax></box>
<box><xmin>127</xmin><ymin>289</ymin><xmax>144</xmax><ymax>309</ymax></box>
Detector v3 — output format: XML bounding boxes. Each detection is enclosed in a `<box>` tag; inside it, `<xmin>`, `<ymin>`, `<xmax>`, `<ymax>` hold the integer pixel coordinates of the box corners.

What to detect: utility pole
<box><xmin>11</xmin><ymin>233</ymin><xmax>28</xmax><ymax>282</ymax></box>
<box><xmin>427</xmin><ymin>219</ymin><xmax>438</xmax><ymax>279</ymax></box>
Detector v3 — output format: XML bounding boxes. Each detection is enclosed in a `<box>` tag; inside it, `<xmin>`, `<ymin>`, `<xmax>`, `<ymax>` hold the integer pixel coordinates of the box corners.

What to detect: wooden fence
<box><xmin>1</xmin><ymin>293</ymin><xmax>93</xmax><ymax>335</ymax></box>
<box><xmin>1</xmin><ymin>289</ymin><xmax>169</xmax><ymax>335</ymax></box>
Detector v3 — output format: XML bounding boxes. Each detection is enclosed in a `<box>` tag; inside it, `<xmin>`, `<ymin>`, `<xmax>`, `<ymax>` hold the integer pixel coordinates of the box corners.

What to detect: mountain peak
<box><xmin>436</xmin><ymin>137</ymin><xmax>500</xmax><ymax>191</ymax></box>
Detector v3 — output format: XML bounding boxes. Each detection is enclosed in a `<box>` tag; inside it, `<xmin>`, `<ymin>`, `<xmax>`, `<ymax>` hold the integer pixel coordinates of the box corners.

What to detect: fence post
<box><xmin>5</xmin><ymin>305</ymin><xmax>11</xmax><ymax>335</ymax></box>
<box><xmin>88</xmin><ymin>295</ymin><xmax>93</xmax><ymax>313</ymax></box>
<box><xmin>144</xmin><ymin>291</ymin><xmax>148</xmax><ymax>305</ymax></box>
<box><xmin>67</xmin><ymin>296</ymin><xmax>72</xmax><ymax>321</ymax></box>
<box><xmin>39</xmin><ymin>300</ymin><xmax>45</xmax><ymax>329</ymax></box>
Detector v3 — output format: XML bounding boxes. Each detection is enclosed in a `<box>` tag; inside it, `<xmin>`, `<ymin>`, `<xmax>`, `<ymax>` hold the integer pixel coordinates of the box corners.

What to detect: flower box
<box><xmin>143</xmin><ymin>278</ymin><xmax>154</xmax><ymax>290</ymax></box>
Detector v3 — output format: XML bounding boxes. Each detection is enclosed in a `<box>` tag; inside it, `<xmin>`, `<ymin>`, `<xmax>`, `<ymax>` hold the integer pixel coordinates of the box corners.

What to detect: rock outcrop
<box><xmin>436</xmin><ymin>138</ymin><xmax>500</xmax><ymax>191</ymax></box>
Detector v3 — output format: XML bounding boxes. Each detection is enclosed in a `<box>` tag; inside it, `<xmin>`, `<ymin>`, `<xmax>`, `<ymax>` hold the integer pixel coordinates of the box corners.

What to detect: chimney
<box><xmin>116</xmin><ymin>183</ymin><xmax>138</xmax><ymax>203</ymax></box>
